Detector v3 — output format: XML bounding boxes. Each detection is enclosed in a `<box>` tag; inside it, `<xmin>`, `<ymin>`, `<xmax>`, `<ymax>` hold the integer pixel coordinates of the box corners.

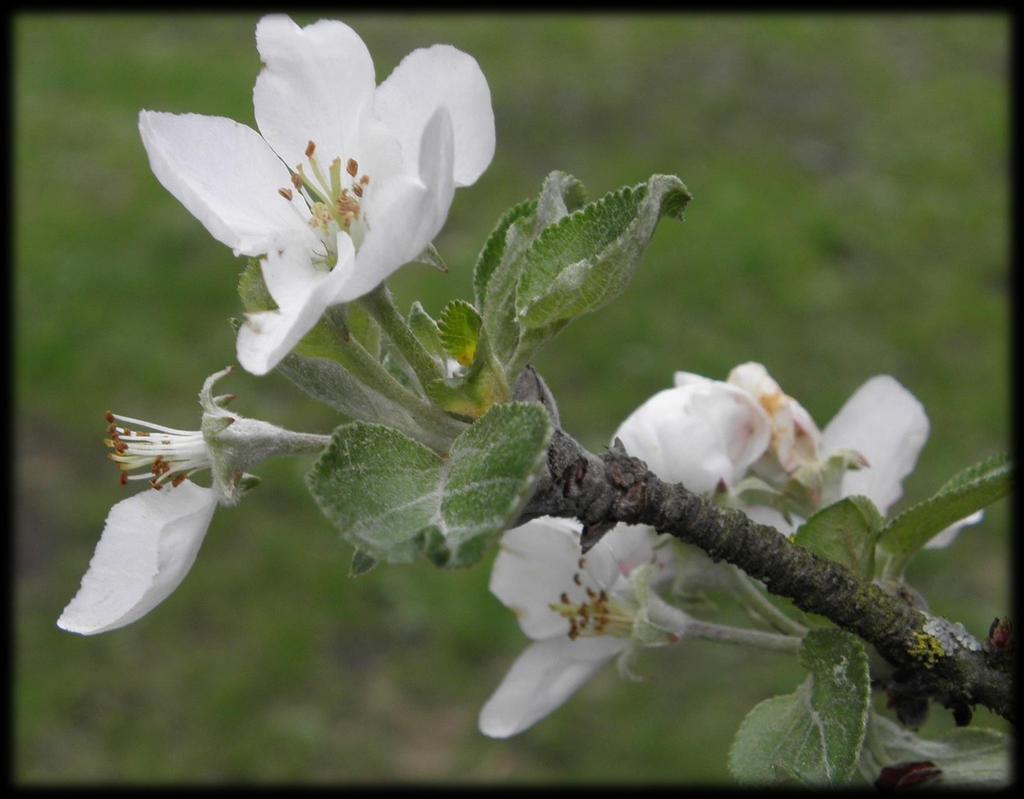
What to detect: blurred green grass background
<box><xmin>15</xmin><ymin>12</ymin><xmax>1009</xmax><ymax>784</ymax></box>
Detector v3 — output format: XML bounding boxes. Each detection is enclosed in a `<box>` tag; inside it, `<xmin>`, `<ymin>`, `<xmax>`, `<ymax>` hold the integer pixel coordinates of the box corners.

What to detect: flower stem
<box><xmin>307</xmin><ymin>308</ymin><xmax>466</xmax><ymax>451</ymax></box>
<box><xmin>357</xmin><ymin>284</ymin><xmax>443</xmax><ymax>390</ymax></box>
<box><xmin>649</xmin><ymin>593</ymin><xmax>801</xmax><ymax>653</ymax></box>
<box><xmin>728</xmin><ymin>565</ymin><xmax>808</xmax><ymax>637</ymax></box>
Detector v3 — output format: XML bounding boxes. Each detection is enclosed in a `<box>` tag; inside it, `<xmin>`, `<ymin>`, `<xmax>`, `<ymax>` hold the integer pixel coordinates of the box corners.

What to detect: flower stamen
<box><xmin>104</xmin><ymin>411</ymin><xmax>211</xmax><ymax>490</ymax></box>
<box><xmin>548</xmin><ymin>572</ymin><xmax>635</xmax><ymax>640</ymax></box>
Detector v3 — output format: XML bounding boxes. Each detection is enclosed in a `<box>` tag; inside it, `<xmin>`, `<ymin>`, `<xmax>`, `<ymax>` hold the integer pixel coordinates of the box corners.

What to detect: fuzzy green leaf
<box><xmin>408</xmin><ymin>301</ymin><xmax>445</xmax><ymax>361</ymax></box>
<box><xmin>478</xmin><ymin>172</ymin><xmax>589</xmax><ymax>364</ymax></box>
<box><xmin>879</xmin><ymin>453</ymin><xmax>1011</xmax><ymax>564</ymax></box>
<box><xmin>729</xmin><ymin>629</ymin><xmax>870</xmax><ymax>786</ymax></box>
<box><xmin>793</xmin><ymin>496</ymin><xmax>883</xmax><ymax>581</ymax></box>
<box><xmin>437</xmin><ymin>299</ymin><xmax>482</xmax><ymax>367</ymax></box>
<box><xmin>306</xmin><ymin>403</ymin><xmax>552</xmax><ymax>567</ymax></box>
<box><xmin>515</xmin><ymin>174</ymin><xmax>690</xmax><ymax>330</ymax></box>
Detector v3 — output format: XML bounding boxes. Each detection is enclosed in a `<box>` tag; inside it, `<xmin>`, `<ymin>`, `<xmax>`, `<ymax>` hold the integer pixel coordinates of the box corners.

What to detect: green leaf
<box><xmin>729</xmin><ymin>629</ymin><xmax>870</xmax><ymax>786</ymax></box>
<box><xmin>879</xmin><ymin>453</ymin><xmax>1011</xmax><ymax>567</ymax></box>
<box><xmin>515</xmin><ymin>174</ymin><xmax>690</xmax><ymax>331</ymax></box>
<box><xmin>868</xmin><ymin>713</ymin><xmax>1010</xmax><ymax>788</ymax></box>
<box><xmin>437</xmin><ymin>299</ymin><xmax>482</xmax><ymax>367</ymax></box>
<box><xmin>411</xmin><ymin>242</ymin><xmax>447</xmax><ymax>273</ymax></box>
<box><xmin>344</xmin><ymin>302</ymin><xmax>381</xmax><ymax>359</ymax></box>
<box><xmin>306</xmin><ymin>403</ymin><xmax>552</xmax><ymax>567</ymax></box>
<box><xmin>478</xmin><ymin>172</ymin><xmax>589</xmax><ymax>364</ymax></box>
<box><xmin>473</xmin><ymin>198</ymin><xmax>536</xmax><ymax>309</ymax></box>
<box><xmin>792</xmin><ymin>496</ymin><xmax>883</xmax><ymax>581</ymax></box>
<box><xmin>408</xmin><ymin>301</ymin><xmax>445</xmax><ymax>361</ymax></box>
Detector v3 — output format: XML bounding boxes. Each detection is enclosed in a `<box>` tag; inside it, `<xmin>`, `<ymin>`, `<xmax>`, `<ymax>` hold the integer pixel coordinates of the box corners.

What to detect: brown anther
<box><xmin>291</xmin><ymin>172</ymin><xmax>305</xmax><ymax>190</ymax></box>
<box><xmin>573</xmin><ymin>573</ymin><xmax>582</xmax><ymax>586</ymax></box>
<box><xmin>585</xmin><ymin>587</ymin><xmax>596</xmax><ymax>599</ymax></box>
<box><xmin>559</xmin><ymin>592</ymin><xmax>570</xmax><ymax>605</ymax></box>
<box><xmin>136</xmin><ymin>431</ymin><xmax>150</xmax><ymax>437</ymax></box>
<box><xmin>346</xmin><ymin>158</ymin><xmax>358</xmax><ymax>177</ymax></box>
<box><xmin>278</xmin><ymin>187</ymin><xmax>294</xmax><ymax>201</ymax></box>
<box><xmin>352</xmin><ymin>184</ymin><xmax>363</xmax><ymax>198</ymax></box>
<box><xmin>578</xmin><ymin>558</ymin><xmax>586</xmax><ymax>569</ymax></box>
<box><xmin>149</xmin><ymin>479</ymin><xmax>163</xmax><ymax>491</ymax></box>
<box><xmin>598</xmin><ymin>590</ymin><xmax>608</xmax><ymax>602</ymax></box>
<box><xmin>568</xmin><ymin>628</ymin><xmax>579</xmax><ymax>641</ymax></box>
<box><xmin>171</xmin><ymin>474</ymin><xmax>188</xmax><ymax>488</ymax></box>
<box><xmin>305</xmin><ymin>140</ymin><xmax>316</xmax><ymax>158</ymax></box>
<box><xmin>359</xmin><ymin>174</ymin><xmax>370</xmax><ymax>185</ymax></box>
<box><xmin>119</xmin><ymin>472</ymin><xmax>128</xmax><ymax>486</ymax></box>
<box><xmin>105</xmin><ymin>411</ymin><xmax>115</xmax><ymax>423</ymax></box>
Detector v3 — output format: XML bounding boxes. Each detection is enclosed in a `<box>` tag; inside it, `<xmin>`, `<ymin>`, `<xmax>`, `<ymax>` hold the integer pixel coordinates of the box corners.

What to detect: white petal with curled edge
<box><xmin>821</xmin><ymin>376</ymin><xmax>929</xmax><ymax>515</ymax></box>
<box><xmin>673</xmin><ymin>370</ymin><xmax>715</xmax><ymax>390</ymax></box>
<box><xmin>138</xmin><ymin>111</ymin><xmax>307</xmax><ymax>256</ymax></box>
<box><xmin>338</xmin><ymin>107</ymin><xmax>456</xmax><ymax>303</ymax></box>
<box><xmin>236</xmin><ymin>232</ymin><xmax>356</xmax><ymax>376</ymax></box>
<box><xmin>374</xmin><ymin>44</ymin><xmax>495</xmax><ymax>187</ymax></box>
<box><xmin>491</xmin><ymin>518</ymin><xmax>617</xmax><ymax>641</ymax></box>
<box><xmin>57</xmin><ymin>481</ymin><xmax>218</xmax><ymax>635</ymax></box>
<box><xmin>253</xmin><ymin>15</ymin><xmax>377</xmax><ymax>172</ymax></box>
<box><xmin>478</xmin><ymin>636</ymin><xmax>626</xmax><ymax>738</ymax></box>
<box><xmin>615</xmin><ymin>383</ymin><xmax>770</xmax><ymax>495</ymax></box>
<box><xmin>924</xmin><ymin>510</ymin><xmax>984</xmax><ymax>549</ymax></box>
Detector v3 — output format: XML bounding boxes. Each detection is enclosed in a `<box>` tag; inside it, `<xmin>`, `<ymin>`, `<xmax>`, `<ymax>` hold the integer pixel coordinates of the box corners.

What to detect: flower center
<box><xmin>279</xmin><ymin>139</ymin><xmax>371</xmax><ymax>262</ymax></box>
<box><xmin>548</xmin><ymin>559</ymin><xmax>635</xmax><ymax>640</ymax></box>
<box><xmin>105</xmin><ymin>411</ymin><xmax>212</xmax><ymax>491</ymax></box>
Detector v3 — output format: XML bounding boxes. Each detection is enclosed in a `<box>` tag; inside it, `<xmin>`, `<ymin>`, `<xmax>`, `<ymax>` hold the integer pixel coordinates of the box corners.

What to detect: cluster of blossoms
<box><xmin>479</xmin><ymin>362</ymin><xmax>981</xmax><ymax>737</ymax></box>
<box><xmin>57</xmin><ymin>14</ymin><xmax>986</xmax><ymax>755</ymax></box>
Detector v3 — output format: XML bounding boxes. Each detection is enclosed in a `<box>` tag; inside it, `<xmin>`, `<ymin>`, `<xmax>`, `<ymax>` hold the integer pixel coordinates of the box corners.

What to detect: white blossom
<box><xmin>138</xmin><ymin>14</ymin><xmax>495</xmax><ymax>375</ymax></box>
<box><xmin>57</xmin><ymin>367</ymin><xmax>327</xmax><ymax>635</ymax></box>
<box><xmin>479</xmin><ymin>519</ymin><xmax>678</xmax><ymax>738</ymax></box>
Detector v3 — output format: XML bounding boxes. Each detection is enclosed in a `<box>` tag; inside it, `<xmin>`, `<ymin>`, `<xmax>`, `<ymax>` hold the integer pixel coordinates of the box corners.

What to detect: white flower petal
<box><xmin>673</xmin><ymin>370</ymin><xmax>714</xmax><ymax>389</ymax></box>
<box><xmin>821</xmin><ymin>376</ymin><xmax>929</xmax><ymax>515</ymax></box>
<box><xmin>236</xmin><ymin>233</ymin><xmax>356</xmax><ymax>375</ymax></box>
<box><xmin>253</xmin><ymin>15</ymin><xmax>376</xmax><ymax>171</ymax></box>
<box><xmin>138</xmin><ymin>111</ymin><xmax>307</xmax><ymax>256</ymax></box>
<box><xmin>924</xmin><ymin>510</ymin><xmax>984</xmax><ymax>549</ymax></box>
<box><xmin>615</xmin><ymin>383</ymin><xmax>770</xmax><ymax>494</ymax></box>
<box><xmin>57</xmin><ymin>481</ymin><xmax>218</xmax><ymax>635</ymax></box>
<box><xmin>601</xmin><ymin>524</ymin><xmax>674</xmax><ymax>580</ymax></box>
<box><xmin>478</xmin><ymin>636</ymin><xmax>625</xmax><ymax>738</ymax></box>
<box><xmin>374</xmin><ymin>44</ymin><xmax>495</xmax><ymax>187</ymax></box>
<box><xmin>338</xmin><ymin>106</ymin><xmax>456</xmax><ymax>302</ymax></box>
<box><xmin>490</xmin><ymin>517</ymin><xmax>616</xmax><ymax>641</ymax></box>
